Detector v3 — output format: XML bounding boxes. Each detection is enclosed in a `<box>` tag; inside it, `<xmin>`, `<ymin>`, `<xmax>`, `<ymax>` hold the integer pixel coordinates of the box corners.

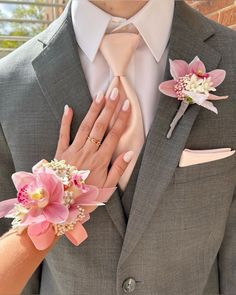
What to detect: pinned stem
<box><xmin>166</xmin><ymin>101</ymin><xmax>189</xmax><ymax>139</ymax></box>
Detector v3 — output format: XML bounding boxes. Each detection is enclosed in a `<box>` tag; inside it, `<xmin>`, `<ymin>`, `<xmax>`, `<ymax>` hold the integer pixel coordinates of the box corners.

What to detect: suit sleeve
<box><xmin>218</xmin><ymin>185</ymin><xmax>236</xmax><ymax>294</ymax></box>
<box><xmin>0</xmin><ymin>123</ymin><xmax>43</xmax><ymax>295</ymax></box>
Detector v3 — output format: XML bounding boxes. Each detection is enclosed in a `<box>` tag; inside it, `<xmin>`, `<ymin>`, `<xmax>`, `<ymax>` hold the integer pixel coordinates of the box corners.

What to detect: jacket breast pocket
<box><xmin>160</xmin><ymin>153</ymin><xmax>236</xmax><ymax>232</ymax></box>
<box><xmin>174</xmin><ymin>152</ymin><xmax>236</xmax><ymax>184</ymax></box>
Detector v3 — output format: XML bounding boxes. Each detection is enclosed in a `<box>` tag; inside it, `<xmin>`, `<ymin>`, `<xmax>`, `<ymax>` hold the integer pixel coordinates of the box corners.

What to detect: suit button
<box><xmin>122</xmin><ymin>277</ymin><xmax>136</xmax><ymax>293</ymax></box>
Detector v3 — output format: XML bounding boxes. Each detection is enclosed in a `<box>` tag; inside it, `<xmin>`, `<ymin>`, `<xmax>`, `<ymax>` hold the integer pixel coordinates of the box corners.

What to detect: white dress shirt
<box><xmin>71</xmin><ymin>0</ymin><xmax>175</xmax><ymax>136</ymax></box>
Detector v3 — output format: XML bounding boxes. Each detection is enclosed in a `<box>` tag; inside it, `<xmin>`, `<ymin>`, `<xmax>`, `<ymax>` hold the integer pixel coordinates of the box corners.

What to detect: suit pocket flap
<box><xmin>174</xmin><ymin>152</ymin><xmax>236</xmax><ymax>184</ymax></box>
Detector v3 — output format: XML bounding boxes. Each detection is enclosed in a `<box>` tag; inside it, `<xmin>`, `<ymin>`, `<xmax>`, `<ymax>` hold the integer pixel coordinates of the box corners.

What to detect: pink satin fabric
<box><xmin>179</xmin><ymin>148</ymin><xmax>235</xmax><ymax>167</ymax></box>
<box><xmin>100</xmin><ymin>33</ymin><xmax>145</xmax><ymax>191</ymax></box>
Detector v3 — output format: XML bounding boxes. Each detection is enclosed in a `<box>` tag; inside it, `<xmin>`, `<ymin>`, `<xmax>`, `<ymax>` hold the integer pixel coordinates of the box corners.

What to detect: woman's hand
<box><xmin>54</xmin><ymin>88</ymin><xmax>133</xmax><ymax>188</ymax></box>
<box><xmin>0</xmin><ymin>88</ymin><xmax>132</xmax><ymax>295</ymax></box>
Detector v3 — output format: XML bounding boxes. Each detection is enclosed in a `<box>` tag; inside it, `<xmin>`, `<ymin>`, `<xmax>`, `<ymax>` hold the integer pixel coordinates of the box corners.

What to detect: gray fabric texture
<box><xmin>121</xmin><ymin>143</ymin><xmax>146</xmax><ymax>221</ymax></box>
<box><xmin>0</xmin><ymin>0</ymin><xmax>236</xmax><ymax>294</ymax></box>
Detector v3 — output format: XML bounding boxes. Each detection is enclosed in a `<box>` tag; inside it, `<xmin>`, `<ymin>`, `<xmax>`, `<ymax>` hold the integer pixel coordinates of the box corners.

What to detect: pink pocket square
<box><xmin>179</xmin><ymin>148</ymin><xmax>235</xmax><ymax>167</ymax></box>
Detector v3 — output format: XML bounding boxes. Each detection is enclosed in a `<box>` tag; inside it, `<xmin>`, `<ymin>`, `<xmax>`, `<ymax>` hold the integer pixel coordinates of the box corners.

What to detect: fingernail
<box><xmin>64</xmin><ymin>104</ymin><xmax>69</xmax><ymax>115</ymax></box>
<box><xmin>110</xmin><ymin>87</ymin><xmax>119</xmax><ymax>101</ymax></box>
<box><xmin>123</xmin><ymin>151</ymin><xmax>134</xmax><ymax>163</ymax></box>
<box><xmin>122</xmin><ymin>99</ymin><xmax>130</xmax><ymax>111</ymax></box>
<box><xmin>95</xmin><ymin>91</ymin><xmax>104</xmax><ymax>104</ymax></box>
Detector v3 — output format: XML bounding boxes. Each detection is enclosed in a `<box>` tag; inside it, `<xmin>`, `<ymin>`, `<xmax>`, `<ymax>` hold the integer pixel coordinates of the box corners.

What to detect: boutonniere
<box><xmin>159</xmin><ymin>56</ymin><xmax>228</xmax><ymax>139</ymax></box>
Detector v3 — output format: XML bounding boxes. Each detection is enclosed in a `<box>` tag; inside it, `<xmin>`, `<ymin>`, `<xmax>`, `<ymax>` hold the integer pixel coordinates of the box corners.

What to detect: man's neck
<box><xmin>89</xmin><ymin>0</ymin><xmax>149</xmax><ymax>18</ymax></box>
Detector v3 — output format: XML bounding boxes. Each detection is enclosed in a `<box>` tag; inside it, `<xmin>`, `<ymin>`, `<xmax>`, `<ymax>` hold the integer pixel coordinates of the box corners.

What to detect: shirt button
<box><xmin>122</xmin><ymin>277</ymin><xmax>136</xmax><ymax>293</ymax></box>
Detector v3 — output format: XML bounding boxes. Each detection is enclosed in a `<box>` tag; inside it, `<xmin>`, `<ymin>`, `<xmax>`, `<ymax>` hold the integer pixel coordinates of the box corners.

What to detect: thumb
<box><xmin>104</xmin><ymin>151</ymin><xmax>134</xmax><ymax>188</ymax></box>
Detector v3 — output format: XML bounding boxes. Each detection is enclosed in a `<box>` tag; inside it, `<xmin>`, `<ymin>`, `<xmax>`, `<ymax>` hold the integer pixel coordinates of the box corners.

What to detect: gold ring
<box><xmin>87</xmin><ymin>136</ymin><xmax>101</xmax><ymax>147</ymax></box>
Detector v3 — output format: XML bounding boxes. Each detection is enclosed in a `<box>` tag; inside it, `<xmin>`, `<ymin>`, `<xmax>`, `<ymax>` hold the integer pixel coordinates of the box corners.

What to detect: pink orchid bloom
<box><xmin>63</xmin><ymin>182</ymin><xmax>116</xmax><ymax>246</ymax></box>
<box><xmin>13</xmin><ymin>167</ymin><xmax>68</xmax><ymax>225</ymax></box>
<box><xmin>0</xmin><ymin>166</ymin><xmax>68</xmax><ymax>224</ymax></box>
<box><xmin>0</xmin><ymin>159</ymin><xmax>117</xmax><ymax>250</ymax></box>
<box><xmin>66</xmin><ymin>184</ymin><xmax>104</xmax><ymax>224</ymax></box>
<box><xmin>0</xmin><ymin>166</ymin><xmax>69</xmax><ymax>249</ymax></box>
<box><xmin>159</xmin><ymin>56</ymin><xmax>228</xmax><ymax>104</ymax></box>
<box><xmin>27</xmin><ymin>183</ymin><xmax>116</xmax><ymax>249</ymax></box>
<box><xmin>71</xmin><ymin>170</ymin><xmax>90</xmax><ymax>193</ymax></box>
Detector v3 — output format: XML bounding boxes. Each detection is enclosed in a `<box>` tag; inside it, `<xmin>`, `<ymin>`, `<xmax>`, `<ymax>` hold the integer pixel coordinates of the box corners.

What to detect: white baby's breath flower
<box><xmin>185</xmin><ymin>74</ymin><xmax>202</xmax><ymax>93</ymax></box>
<box><xmin>5</xmin><ymin>203</ymin><xmax>29</xmax><ymax>229</ymax></box>
<box><xmin>198</xmin><ymin>77</ymin><xmax>216</xmax><ymax>95</ymax></box>
<box><xmin>185</xmin><ymin>74</ymin><xmax>216</xmax><ymax>96</ymax></box>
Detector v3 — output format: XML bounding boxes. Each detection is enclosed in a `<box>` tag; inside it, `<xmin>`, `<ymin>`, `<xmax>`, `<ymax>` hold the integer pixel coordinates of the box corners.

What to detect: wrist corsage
<box><xmin>0</xmin><ymin>159</ymin><xmax>116</xmax><ymax>250</ymax></box>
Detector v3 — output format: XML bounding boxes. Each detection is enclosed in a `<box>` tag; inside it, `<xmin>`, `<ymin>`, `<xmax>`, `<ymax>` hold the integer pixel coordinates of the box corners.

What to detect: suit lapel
<box><xmin>32</xmin><ymin>0</ymin><xmax>90</xmax><ymax>142</ymax></box>
<box><xmin>118</xmin><ymin>1</ymin><xmax>222</xmax><ymax>266</ymax></box>
<box><xmin>31</xmin><ymin>0</ymin><xmax>126</xmax><ymax>238</ymax></box>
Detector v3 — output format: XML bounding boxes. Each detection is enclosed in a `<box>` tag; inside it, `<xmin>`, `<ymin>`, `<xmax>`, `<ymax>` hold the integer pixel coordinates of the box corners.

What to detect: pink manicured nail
<box><xmin>95</xmin><ymin>91</ymin><xmax>104</xmax><ymax>104</ymax></box>
<box><xmin>123</xmin><ymin>151</ymin><xmax>134</xmax><ymax>163</ymax></box>
<box><xmin>64</xmin><ymin>104</ymin><xmax>69</xmax><ymax>115</ymax></box>
<box><xmin>110</xmin><ymin>87</ymin><xmax>119</xmax><ymax>101</ymax></box>
<box><xmin>122</xmin><ymin>99</ymin><xmax>130</xmax><ymax>111</ymax></box>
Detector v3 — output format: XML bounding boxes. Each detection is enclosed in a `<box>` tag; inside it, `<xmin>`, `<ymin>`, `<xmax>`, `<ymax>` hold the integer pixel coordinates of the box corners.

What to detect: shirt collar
<box><xmin>71</xmin><ymin>0</ymin><xmax>175</xmax><ymax>63</ymax></box>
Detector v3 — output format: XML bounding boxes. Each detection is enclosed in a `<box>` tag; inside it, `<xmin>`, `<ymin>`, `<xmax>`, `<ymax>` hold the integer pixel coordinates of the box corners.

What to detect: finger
<box><xmin>84</xmin><ymin>87</ymin><xmax>120</xmax><ymax>152</ymax></box>
<box><xmin>104</xmin><ymin>151</ymin><xmax>134</xmax><ymax>187</ymax></box>
<box><xmin>98</xmin><ymin>99</ymin><xmax>131</xmax><ymax>160</ymax></box>
<box><xmin>55</xmin><ymin>105</ymin><xmax>73</xmax><ymax>157</ymax></box>
<box><xmin>71</xmin><ymin>91</ymin><xmax>105</xmax><ymax>150</ymax></box>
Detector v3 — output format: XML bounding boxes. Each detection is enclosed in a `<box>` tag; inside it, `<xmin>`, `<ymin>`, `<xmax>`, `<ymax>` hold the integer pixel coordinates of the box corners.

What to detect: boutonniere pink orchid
<box><xmin>159</xmin><ymin>56</ymin><xmax>228</xmax><ymax>138</ymax></box>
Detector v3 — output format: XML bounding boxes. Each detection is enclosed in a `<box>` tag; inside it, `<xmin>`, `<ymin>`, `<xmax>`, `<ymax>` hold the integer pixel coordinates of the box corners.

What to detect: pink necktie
<box><xmin>99</xmin><ymin>33</ymin><xmax>145</xmax><ymax>191</ymax></box>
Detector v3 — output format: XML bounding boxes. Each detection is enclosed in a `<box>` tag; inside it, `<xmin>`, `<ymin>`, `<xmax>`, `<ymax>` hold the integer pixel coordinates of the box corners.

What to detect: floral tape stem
<box><xmin>167</xmin><ymin>101</ymin><xmax>189</xmax><ymax>139</ymax></box>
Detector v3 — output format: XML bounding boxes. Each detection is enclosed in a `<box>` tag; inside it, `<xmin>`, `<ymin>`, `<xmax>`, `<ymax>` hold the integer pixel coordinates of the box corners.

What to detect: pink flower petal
<box><xmin>183</xmin><ymin>90</ymin><xmax>208</xmax><ymax>105</ymax></box>
<box><xmin>66</xmin><ymin>206</ymin><xmax>78</xmax><ymax>223</ymax></box>
<box><xmin>32</xmin><ymin>159</ymin><xmax>49</xmax><ymax>174</ymax></box>
<box><xmin>159</xmin><ymin>80</ymin><xmax>177</xmax><ymax>98</ymax></box>
<box><xmin>189</xmin><ymin>56</ymin><xmax>206</xmax><ymax>75</ymax></box>
<box><xmin>169</xmin><ymin>59</ymin><xmax>189</xmax><ymax>80</ymax></box>
<box><xmin>43</xmin><ymin>203</ymin><xmax>69</xmax><ymax>223</ymax></box>
<box><xmin>83</xmin><ymin>205</ymin><xmax>98</xmax><ymax>214</ymax></box>
<box><xmin>208</xmin><ymin>69</ymin><xmax>226</xmax><ymax>87</ymax></box>
<box><xmin>201</xmin><ymin>101</ymin><xmax>218</xmax><ymax>114</ymax></box>
<box><xmin>74</xmin><ymin>185</ymin><xmax>99</xmax><ymax>203</ymax></box>
<box><xmin>27</xmin><ymin>220</ymin><xmax>50</xmax><ymax>236</ymax></box>
<box><xmin>11</xmin><ymin>172</ymin><xmax>35</xmax><ymax>191</ymax></box>
<box><xmin>208</xmin><ymin>93</ymin><xmax>229</xmax><ymax>100</ymax></box>
<box><xmin>28</xmin><ymin>223</ymin><xmax>55</xmax><ymax>250</ymax></box>
<box><xmin>0</xmin><ymin>198</ymin><xmax>18</xmax><ymax>218</ymax></box>
<box><xmin>37</xmin><ymin>168</ymin><xmax>64</xmax><ymax>203</ymax></box>
<box><xmin>65</xmin><ymin>222</ymin><xmax>88</xmax><ymax>246</ymax></box>
<box><xmin>81</xmin><ymin>213</ymin><xmax>90</xmax><ymax>224</ymax></box>
<box><xmin>21</xmin><ymin>207</ymin><xmax>46</xmax><ymax>226</ymax></box>
<box><xmin>66</xmin><ymin>206</ymin><xmax>92</xmax><ymax>224</ymax></box>
<box><xmin>75</xmin><ymin>170</ymin><xmax>90</xmax><ymax>181</ymax></box>
<box><xmin>79</xmin><ymin>201</ymin><xmax>104</xmax><ymax>206</ymax></box>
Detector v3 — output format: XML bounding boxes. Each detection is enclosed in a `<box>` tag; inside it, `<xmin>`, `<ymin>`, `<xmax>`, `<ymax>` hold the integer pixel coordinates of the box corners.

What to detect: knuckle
<box><xmin>59</xmin><ymin>130</ymin><xmax>65</xmax><ymax>140</ymax></box>
<box><xmin>90</xmin><ymin>102</ymin><xmax>100</xmax><ymax>114</ymax></box>
<box><xmin>79</xmin><ymin>121</ymin><xmax>92</xmax><ymax>133</ymax></box>
<box><xmin>96</xmin><ymin>150</ymin><xmax>109</xmax><ymax>164</ymax></box>
<box><xmin>105</xmin><ymin>101</ymin><xmax>115</xmax><ymax>112</ymax></box>
<box><xmin>61</xmin><ymin>115</ymin><xmax>67</xmax><ymax>125</ymax></box>
<box><xmin>94</xmin><ymin>121</ymin><xmax>105</xmax><ymax>132</ymax></box>
<box><xmin>116</xmin><ymin>115</ymin><xmax>127</xmax><ymax>128</ymax></box>
<box><xmin>108</xmin><ymin>129</ymin><xmax>119</xmax><ymax>141</ymax></box>
<box><xmin>116</xmin><ymin>121</ymin><xmax>127</xmax><ymax>135</ymax></box>
<box><xmin>114</xmin><ymin>163</ymin><xmax>125</xmax><ymax>176</ymax></box>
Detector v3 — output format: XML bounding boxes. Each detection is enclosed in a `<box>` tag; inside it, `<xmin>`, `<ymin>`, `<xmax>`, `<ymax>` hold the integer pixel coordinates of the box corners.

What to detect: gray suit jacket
<box><xmin>1</xmin><ymin>1</ymin><xmax>236</xmax><ymax>294</ymax></box>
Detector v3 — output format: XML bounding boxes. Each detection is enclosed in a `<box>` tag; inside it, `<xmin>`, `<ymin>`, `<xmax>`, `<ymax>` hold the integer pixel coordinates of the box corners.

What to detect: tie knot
<box><xmin>99</xmin><ymin>32</ymin><xmax>140</xmax><ymax>76</ymax></box>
